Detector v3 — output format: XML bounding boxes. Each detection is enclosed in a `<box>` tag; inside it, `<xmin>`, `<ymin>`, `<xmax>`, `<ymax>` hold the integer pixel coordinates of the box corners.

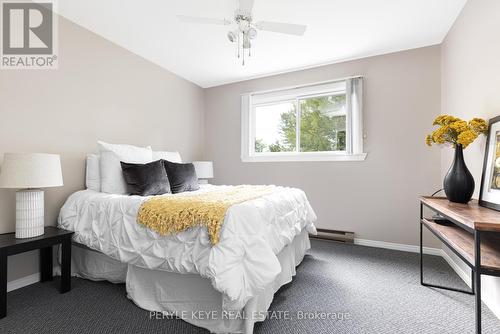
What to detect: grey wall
<box><xmin>441</xmin><ymin>0</ymin><xmax>500</xmax><ymax>318</ymax></box>
<box><xmin>204</xmin><ymin>46</ymin><xmax>442</xmax><ymax>247</ymax></box>
<box><xmin>0</xmin><ymin>16</ymin><xmax>205</xmax><ymax>282</ymax></box>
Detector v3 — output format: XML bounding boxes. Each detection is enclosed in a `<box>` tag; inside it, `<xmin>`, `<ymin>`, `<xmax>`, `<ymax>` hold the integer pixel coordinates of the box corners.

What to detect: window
<box><xmin>241</xmin><ymin>77</ymin><xmax>366</xmax><ymax>162</ymax></box>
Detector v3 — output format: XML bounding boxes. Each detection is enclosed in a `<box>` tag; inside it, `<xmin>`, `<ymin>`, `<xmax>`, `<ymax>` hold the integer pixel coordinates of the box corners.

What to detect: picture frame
<box><xmin>479</xmin><ymin>115</ymin><xmax>500</xmax><ymax>211</ymax></box>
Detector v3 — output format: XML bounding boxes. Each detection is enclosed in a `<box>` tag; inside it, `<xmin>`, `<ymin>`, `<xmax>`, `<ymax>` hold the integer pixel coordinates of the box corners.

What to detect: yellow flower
<box><xmin>433</xmin><ymin>115</ymin><xmax>445</xmax><ymax>126</ymax></box>
<box><xmin>433</xmin><ymin>115</ymin><xmax>462</xmax><ymax>126</ymax></box>
<box><xmin>446</xmin><ymin>116</ymin><xmax>460</xmax><ymax>125</ymax></box>
<box><xmin>457</xmin><ymin>130</ymin><xmax>478</xmax><ymax>148</ymax></box>
<box><xmin>425</xmin><ymin>135</ymin><xmax>432</xmax><ymax>146</ymax></box>
<box><xmin>469</xmin><ymin>118</ymin><xmax>488</xmax><ymax>135</ymax></box>
<box><xmin>426</xmin><ymin>115</ymin><xmax>487</xmax><ymax>149</ymax></box>
<box><xmin>432</xmin><ymin>125</ymin><xmax>449</xmax><ymax>144</ymax></box>
<box><xmin>449</xmin><ymin>120</ymin><xmax>469</xmax><ymax>134</ymax></box>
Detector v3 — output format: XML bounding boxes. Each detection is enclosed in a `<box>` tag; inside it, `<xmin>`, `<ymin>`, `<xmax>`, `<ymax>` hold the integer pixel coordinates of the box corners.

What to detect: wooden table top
<box><xmin>420</xmin><ymin>196</ymin><xmax>500</xmax><ymax>232</ymax></box>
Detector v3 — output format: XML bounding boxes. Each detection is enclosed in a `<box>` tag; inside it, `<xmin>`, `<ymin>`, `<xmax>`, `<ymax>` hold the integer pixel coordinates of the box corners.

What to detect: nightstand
<box><xmin>0</xmin><ymin>226</ymin><xmax>74</xmax><ymax>318</ymax></box>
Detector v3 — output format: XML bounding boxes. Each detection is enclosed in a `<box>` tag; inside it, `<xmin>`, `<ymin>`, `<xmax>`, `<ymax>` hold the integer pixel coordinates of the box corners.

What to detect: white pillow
<box><xmin>85</xmin><ymin>154</ymin><xmax>100</xmax><ymax>192</ymax></box>
<box><xmin>152</xmin><ymin>151</ymin><xmax>182</xmax><ymax>163</ymax></box>
<box><xmin>98</xmin><ymin>141</ymin><xmax>153</xmax><ymax>194</ymax></box>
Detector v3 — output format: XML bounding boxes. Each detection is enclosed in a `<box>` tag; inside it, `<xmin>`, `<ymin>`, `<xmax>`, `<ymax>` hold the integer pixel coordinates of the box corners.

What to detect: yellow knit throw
<box><xmin>137</xmin><ymin>185</ymin><xmax>275</xmax><ymax>245</ymax></box>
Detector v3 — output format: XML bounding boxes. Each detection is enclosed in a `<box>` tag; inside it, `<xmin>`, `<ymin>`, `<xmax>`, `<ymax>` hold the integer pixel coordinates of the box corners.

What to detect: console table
<box><xmin>420</xmin><ymin>196</ymin><xmax>500</xmax><ymax>334</ymax></box>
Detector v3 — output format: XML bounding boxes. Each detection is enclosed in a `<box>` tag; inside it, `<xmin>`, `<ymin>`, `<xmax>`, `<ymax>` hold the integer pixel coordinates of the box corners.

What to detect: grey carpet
<box><xmin>1</xmin><ymin>239</ymin><xmax>499</xmax><ymax>334</ymax></box>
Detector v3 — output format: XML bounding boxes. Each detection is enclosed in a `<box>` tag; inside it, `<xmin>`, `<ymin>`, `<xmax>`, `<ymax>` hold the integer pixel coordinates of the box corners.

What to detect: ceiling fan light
<box><xmin>248</xmin><ymin>27</ymin><xmax>257</xmax><ymax>39</ymax></box>
<box><xmin>239</xmin><ymin>19</ymin><xmax>250</xmax><ymax>31</ymax></box>
<box><xmin>243</xmin><ymin>38</ymin><xmax>251</xmax><ymax>49</ymax></box>
<box><xmin>227</xmin><ymin>31</ymin><xmax>237</xmax><ymax>42</ymax></box>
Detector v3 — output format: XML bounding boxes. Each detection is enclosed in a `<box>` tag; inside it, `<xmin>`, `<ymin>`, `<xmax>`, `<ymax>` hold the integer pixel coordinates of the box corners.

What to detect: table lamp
<box><xmin>193</xmin><ymin>161</ymin><xmax>213</xmax><ymax>184</ymax></box>
<box><xmin>0</xmin><ymin>153</ymin><xmax>63</xmax><ymax>238</ymax></box>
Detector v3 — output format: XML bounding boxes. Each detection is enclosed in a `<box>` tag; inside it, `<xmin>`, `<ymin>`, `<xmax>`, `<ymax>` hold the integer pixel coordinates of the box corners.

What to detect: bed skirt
<box><xmin>61</xmin><ymin>229</ymin><xmax>311</xmax><ymax>333</ymax></box>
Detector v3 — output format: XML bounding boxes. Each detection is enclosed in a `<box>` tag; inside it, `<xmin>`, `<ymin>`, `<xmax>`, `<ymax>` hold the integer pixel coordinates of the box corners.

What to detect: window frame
<box><xmin>241</xmin><ymin>77</ymin><xmax>367</xmax><ymax>162</ymax></box>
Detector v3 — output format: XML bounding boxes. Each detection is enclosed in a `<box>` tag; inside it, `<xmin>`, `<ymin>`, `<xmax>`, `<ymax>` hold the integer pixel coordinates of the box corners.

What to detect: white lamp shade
<box><xmin>0</xmin><ymin>153</ymin><xmax>63</xmax><ymax>189</ymax></box>
<box><xmin>193</xmin><ymin>161</ymin><xmax>214</xmax><ymax>179</ymax></box>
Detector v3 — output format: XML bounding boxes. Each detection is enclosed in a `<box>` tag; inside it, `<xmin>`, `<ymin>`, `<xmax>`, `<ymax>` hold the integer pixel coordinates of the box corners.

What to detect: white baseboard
<box><xmin>7</xmin><ymin>266</ymin><xmax>59</xmax><ymax>292</ymax></box>
<box><xmin>7</xmin><ymin>272</ymin><xmax>41</xmax><ymax>292</ymax></box>
<box><xmin>354</xmin><ymin>238</ymin><xmax>442</xmax><ymax>256</ymax></box>
<box><xmin>440</xmin><ymin>249</ymin><xmax>472</xmax><ymax>288</ymax></box>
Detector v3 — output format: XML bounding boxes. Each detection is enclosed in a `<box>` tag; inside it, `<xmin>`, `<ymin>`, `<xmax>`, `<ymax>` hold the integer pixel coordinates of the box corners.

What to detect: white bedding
<box><xmin>58</xmin><ymin>184</ymin><xmax>317</xmax><ymax>311</ymax></box>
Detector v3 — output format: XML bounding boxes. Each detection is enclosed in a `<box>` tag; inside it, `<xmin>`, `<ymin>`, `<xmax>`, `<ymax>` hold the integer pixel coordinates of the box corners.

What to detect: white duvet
<box><xmin>58</xmin><ymin>184</ymin><xmax>317</xmax><ymax>311</ymax></box>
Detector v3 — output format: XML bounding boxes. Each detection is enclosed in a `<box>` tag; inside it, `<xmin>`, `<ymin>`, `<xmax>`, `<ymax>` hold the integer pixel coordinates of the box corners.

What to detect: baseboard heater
<box><xmin>310</xmin><ymin>228</ymin><xmax>355</xmax><ymax>244</ymax></box>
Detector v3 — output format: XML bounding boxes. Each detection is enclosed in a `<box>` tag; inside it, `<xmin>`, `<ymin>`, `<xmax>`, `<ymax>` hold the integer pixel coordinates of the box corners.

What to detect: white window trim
<box><xmin>241</xmin><ymin>76</ymin><xmax>367</xmax><ymax>163</ymax></box>
<box><xmin>242</xmin><ymin>152</ymin><xmax>367</xmax><ymax>162</ymax></box>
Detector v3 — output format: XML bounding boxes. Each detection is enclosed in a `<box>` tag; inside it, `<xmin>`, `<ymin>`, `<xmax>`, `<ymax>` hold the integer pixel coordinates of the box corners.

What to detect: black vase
<box><xmin>443</xmin><ymin>145</ymin><xmax>474</xmax><ymax>203</ymax></box>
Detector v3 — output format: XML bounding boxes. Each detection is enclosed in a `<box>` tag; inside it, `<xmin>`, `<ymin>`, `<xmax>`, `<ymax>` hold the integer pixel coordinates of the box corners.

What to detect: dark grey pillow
<box><xmin>162</xmin><ymin>160</ymin><xmax>200</xmax><ymax>194</ymax></box>
<box><xmin>120</xmin><ymin>160</ymin><xmax>170</xmax><ymax>196</ymax></box>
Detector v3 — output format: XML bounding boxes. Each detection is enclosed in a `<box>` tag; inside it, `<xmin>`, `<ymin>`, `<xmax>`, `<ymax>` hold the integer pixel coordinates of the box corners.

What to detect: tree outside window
<box><xmin>254</xmin><ymin>94</ymin><xmax>346</xmax><ymax>153</ymax></box>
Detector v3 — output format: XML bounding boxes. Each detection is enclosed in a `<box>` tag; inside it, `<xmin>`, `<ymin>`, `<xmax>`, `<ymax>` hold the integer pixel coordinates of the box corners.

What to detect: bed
<box><xmin>57</xmin><ymin>142</ymin><xmax>317</xmax><ymax>333</ymax></box>
<box><xmin>58</xmin><ymin>185</ymin><xmax>317</xmax><ymax>333</ymax></box>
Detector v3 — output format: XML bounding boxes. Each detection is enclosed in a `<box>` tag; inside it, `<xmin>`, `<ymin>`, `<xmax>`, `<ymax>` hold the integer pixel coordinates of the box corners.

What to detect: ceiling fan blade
<box><xmin>177</xmin><ymin>15</ymin><xmax>231</xmax><ymax>26</ymax></box>
<box><xmin>239</xmin><ymin>0</ymin><xmax>255</xmax><ymax>13</ymax></box>
<box><xmin>255</xmin><ymin>21</ymin><xmax>307</xmax><ymax>36</ymax></box>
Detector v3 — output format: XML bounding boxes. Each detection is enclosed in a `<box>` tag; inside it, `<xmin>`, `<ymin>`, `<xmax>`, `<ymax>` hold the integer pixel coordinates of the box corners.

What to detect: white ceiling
<box><xmin>56</xmin><ymin>0</ymin><xmax>466</xmax><ymax>88</ymax></box>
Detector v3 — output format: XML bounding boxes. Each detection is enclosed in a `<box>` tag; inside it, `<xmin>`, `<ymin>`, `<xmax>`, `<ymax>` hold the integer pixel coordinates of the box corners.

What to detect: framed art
<box><xmin>479</xmin><ymin>115</ymin><xmax>500</xmax><ymax>211</ymax></box>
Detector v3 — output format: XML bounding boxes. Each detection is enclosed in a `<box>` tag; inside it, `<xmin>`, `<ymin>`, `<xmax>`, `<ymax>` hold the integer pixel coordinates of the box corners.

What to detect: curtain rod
<box><xmin>241</xmin><ymin>75</ymin><xmax>363</xmax><ymax>96</ymax></box>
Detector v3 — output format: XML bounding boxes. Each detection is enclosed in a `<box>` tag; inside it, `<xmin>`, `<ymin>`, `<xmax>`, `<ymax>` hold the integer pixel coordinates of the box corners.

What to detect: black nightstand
<box><xmin>0</xmin><ymin>226</ymin><xmax>74</xmax><ymax>318</ymax></box>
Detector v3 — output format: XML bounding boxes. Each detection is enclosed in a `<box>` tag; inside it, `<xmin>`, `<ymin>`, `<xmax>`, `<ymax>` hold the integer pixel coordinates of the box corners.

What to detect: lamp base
<box><xmin>16</xmin><ymin>189</ymin><xmax>45</xmax><ymax>239</ymax></box>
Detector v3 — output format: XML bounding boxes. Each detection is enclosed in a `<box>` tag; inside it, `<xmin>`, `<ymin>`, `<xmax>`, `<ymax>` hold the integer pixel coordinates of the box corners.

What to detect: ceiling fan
<box><xmin>177</xmin><ymin>0</ymin><xmax>307</xmax><ymax>65</ymax></box>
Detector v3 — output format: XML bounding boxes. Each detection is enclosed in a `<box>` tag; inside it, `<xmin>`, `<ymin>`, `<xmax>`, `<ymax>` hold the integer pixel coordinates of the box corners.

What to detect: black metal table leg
<box><xmin>40</xmin><ymin>246</ymin><xmax>53</xmax><ymax>282</ymax></box>
<box><xmin>420</xmin><ymin>204</ymin><xmax>423</xmax><ymax>285</ymax></box>
<box><xmin>60</xmin><ymin>239</ymin><xmax>71</xmax><ymax>293</ymax></box>
<box><xmin>471</xmin><ymin>266</ymin><xmax>475</xmax><ymax>295</ymax></box>
<box><xmin>0</xmin><ymin>250</ymin><xmax>7</xmax><ymax>319</ymax></box>
<box><xmin>474</xmin><ymin>231</ymin><xmax>482</xmax><ymax>334</ymax></box>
